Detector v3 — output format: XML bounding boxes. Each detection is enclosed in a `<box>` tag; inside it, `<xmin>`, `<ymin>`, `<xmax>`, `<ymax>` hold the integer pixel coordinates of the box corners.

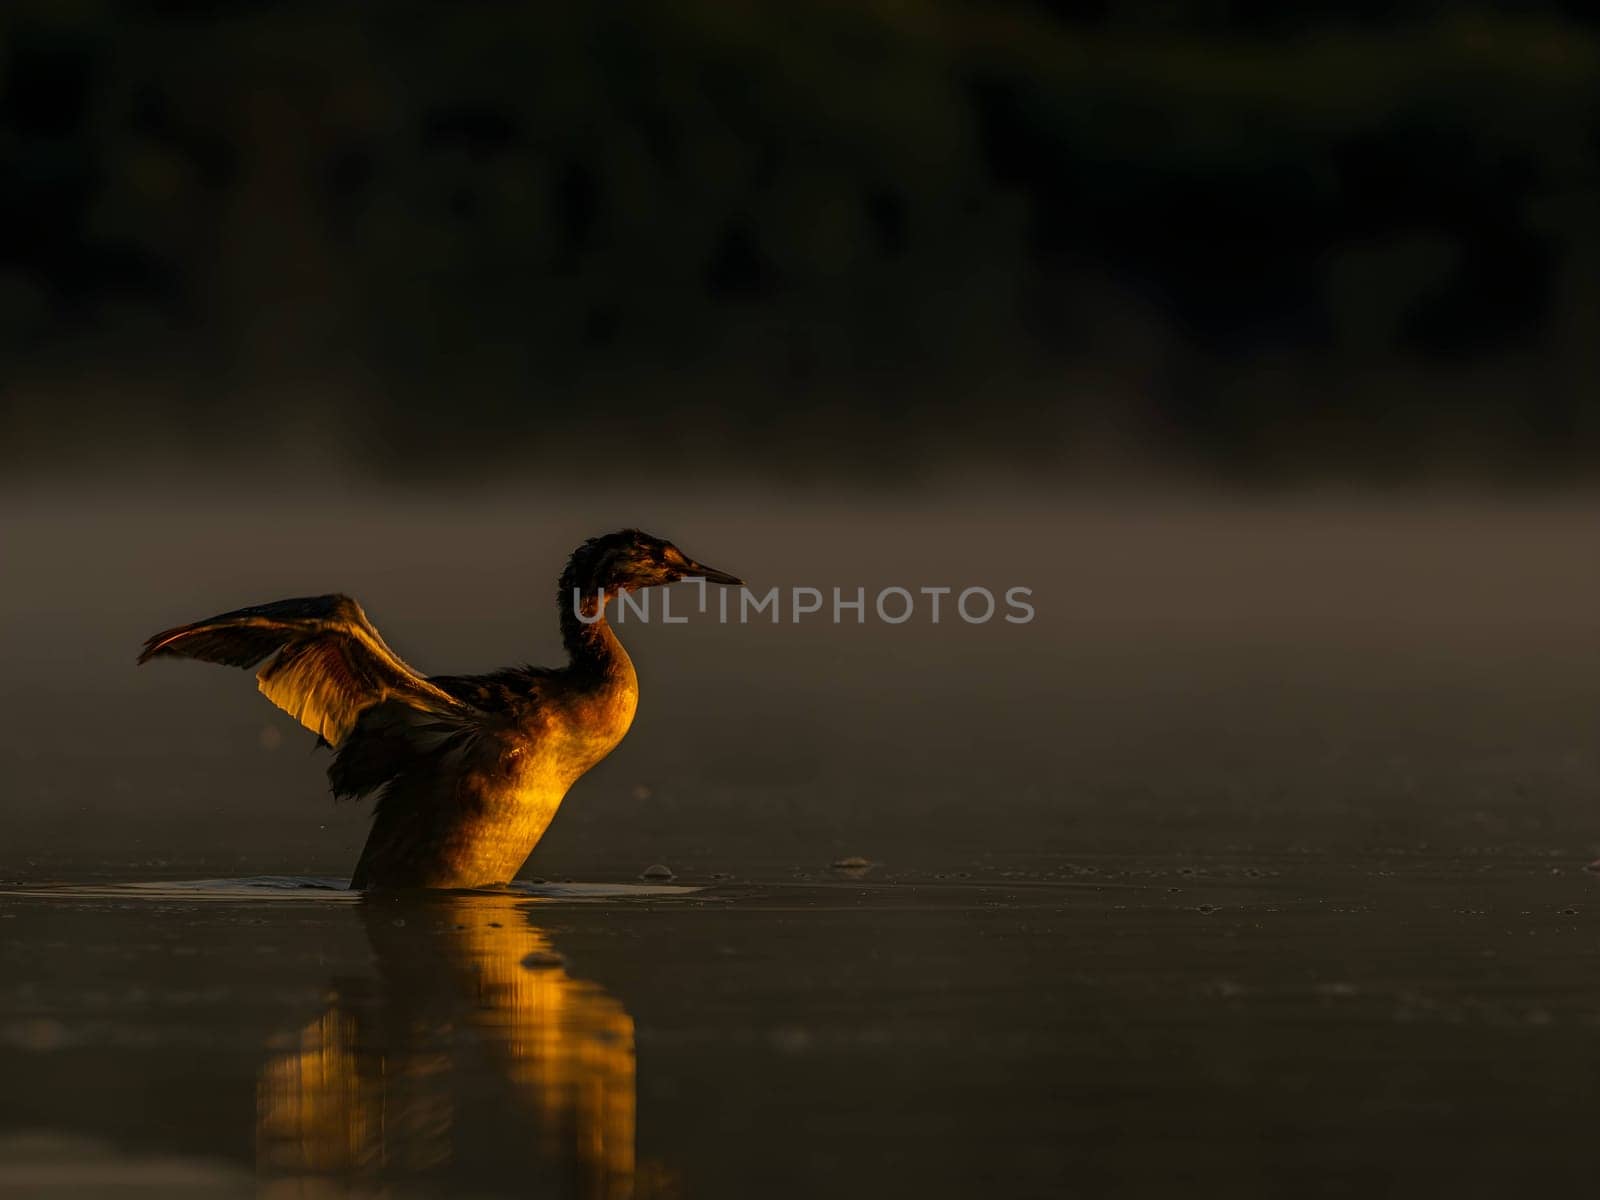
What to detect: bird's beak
<box><xmin>684</xmin><ymin>560</ymin><xmax>743</xmax><ymax>587</ymax></box>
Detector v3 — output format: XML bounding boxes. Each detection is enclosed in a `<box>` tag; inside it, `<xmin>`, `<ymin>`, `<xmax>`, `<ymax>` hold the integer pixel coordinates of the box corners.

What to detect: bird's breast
<box><xmin>555</xmin><ymin>677</ymin><xmax>638</xmax><ymax>780</ymax></box>
<box><xmin>500</xmin><ymin>674</ymin><xmax>637</xmax><ymax>796</ymax></box>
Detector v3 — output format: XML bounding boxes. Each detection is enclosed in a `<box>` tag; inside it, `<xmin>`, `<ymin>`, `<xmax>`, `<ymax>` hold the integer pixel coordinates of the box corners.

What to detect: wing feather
<box><xmin>139</xmin><ymin>594</ymin><xmax>464</xmax><ymax>744</ymax></box>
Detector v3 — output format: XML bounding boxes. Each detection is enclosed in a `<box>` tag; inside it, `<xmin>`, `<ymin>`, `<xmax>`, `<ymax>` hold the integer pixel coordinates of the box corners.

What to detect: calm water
<box><xmin>3</xmin><ymin>486</ymin><xmax>1600</xmax><ymax>1196</ymax></box>
<box><xmin>3</xmin><ymin>862</ymin><xmax>1600</xmax><ymax>1198</ymax></box>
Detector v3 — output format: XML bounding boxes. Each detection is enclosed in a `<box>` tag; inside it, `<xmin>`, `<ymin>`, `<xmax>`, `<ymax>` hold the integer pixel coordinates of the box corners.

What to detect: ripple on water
<box><xmin>0</xmin><ymin>877</ymin><xmax>702</xmax><ymax>904</ymax></box>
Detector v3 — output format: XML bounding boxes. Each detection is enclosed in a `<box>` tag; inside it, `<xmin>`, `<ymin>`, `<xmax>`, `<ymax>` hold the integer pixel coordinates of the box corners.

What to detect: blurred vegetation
<box><xmin>2</xmin><ymin>1</ymin><xmax>1598</xmax><ymax>482</ymax></box>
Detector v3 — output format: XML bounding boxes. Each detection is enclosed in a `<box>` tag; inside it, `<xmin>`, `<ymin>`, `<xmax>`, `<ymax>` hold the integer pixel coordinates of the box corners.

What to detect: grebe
<box><xmin>137</xmin><ymin>529</ymin><xmax>742</xmax><ymax>890</ymax></box>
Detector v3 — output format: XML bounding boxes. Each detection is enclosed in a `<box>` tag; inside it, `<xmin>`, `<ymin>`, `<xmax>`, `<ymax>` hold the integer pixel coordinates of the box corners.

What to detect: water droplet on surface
<box><xmin>640</xmin><ymin>863</ymin><xmax>675</xmax><ymax>880</ymax></box>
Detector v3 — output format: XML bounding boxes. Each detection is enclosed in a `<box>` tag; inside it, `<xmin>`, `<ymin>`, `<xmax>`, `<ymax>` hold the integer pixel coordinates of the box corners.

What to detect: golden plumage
<box><xmin>138</xmin><ymin>530</ymin><xmax>741</xmax><ymax>889</ymax></box>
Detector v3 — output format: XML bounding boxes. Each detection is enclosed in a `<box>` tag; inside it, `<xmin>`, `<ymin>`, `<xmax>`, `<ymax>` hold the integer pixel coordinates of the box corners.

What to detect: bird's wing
<box><xmin>138</xmin><ymin>594</ymin><xmax>465</xmax><ymax>745</ymax></box>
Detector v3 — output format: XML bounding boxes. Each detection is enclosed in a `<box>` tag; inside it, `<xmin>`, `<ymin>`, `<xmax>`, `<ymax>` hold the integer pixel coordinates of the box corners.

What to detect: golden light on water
<box><xmin>255</xmin><ymin>895</ymin><xmax>640</xmax><ymax>1198</ymax></box>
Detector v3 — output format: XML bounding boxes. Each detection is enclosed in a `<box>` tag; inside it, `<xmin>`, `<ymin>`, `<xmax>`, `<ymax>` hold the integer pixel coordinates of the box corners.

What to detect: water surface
<box><xmin>4</xmin><ymin>487</ymin><xmax>1600</xmax><ymax>1195</ymax></box>
<box><xmin>4</xmin><ymin>858</ymin><xmax>1600</xmax><ymax>1198</ymax></box>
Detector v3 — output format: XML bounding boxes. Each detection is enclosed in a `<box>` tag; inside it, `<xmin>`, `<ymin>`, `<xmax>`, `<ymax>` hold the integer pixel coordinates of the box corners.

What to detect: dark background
<box><xmin>3</xmin><ymin>1</ymin><xmax>1599</xmax><ymax>486</ymax></box>
<box><xmin>5</xmin><ymin>14</ymin><xmax>1600</xmax><ymax>1198</ymax></box>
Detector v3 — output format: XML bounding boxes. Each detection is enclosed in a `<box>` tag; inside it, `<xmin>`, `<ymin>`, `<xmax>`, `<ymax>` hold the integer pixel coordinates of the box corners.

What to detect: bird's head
<box><xmin>564</xmin><ymin>529</ymin><xmax>743</xmax><ymax>597</ymax></box>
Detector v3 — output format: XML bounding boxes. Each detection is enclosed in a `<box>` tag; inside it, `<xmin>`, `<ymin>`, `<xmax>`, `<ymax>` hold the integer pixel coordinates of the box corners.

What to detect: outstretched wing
<box><xmin>138</xmin><ymin>594</ymin><xmax>465</xmax><ymax>744</ymax></box>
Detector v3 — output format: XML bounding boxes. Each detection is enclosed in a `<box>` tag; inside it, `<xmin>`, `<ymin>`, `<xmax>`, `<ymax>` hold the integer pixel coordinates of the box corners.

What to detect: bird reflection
<box><xmin>255</xmin><ymin>893</ymin><xmax>650</xmax><ymax>1199</ymax></box>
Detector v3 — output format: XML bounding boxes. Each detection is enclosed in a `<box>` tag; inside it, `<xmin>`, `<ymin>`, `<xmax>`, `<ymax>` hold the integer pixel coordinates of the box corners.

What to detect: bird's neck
<box><xmin>557</xmin><ymin>572</ymin><xmax>635</xmax><ymax>687</ymax></box>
